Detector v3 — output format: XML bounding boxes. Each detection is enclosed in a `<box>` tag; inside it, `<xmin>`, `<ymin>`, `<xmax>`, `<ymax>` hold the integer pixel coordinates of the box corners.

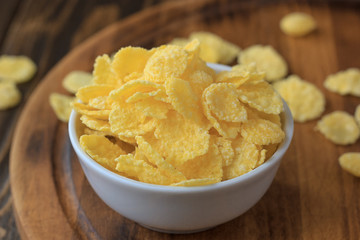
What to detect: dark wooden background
<box><xmin>0</xmin><ymin>1</ymin><xmax>167</xmax><ymax>239</ymax></box>
<box><xmin>1</xmin><ymin>0</ymin><xmax>360</xmax><ymax>239</ymax></box>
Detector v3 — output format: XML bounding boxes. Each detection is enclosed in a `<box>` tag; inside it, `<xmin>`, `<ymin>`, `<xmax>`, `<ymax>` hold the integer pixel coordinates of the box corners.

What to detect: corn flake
<box><xmin>280</xmin><ymin>12</ymin><xmax>317</xmax><ymax>37</ymax></box>
<box><xmin>62</xmin><ymin>71</ymin><xmax>93</xmax><ymax>94</ymax></box>
<box><xmin>223</xmin><ymin>137</ymin><xmax>259</xmax><ymax>180</ymax></box>
<box><xmin>80</xmin><ymin>134</ymin><xmax>126</xmax><ymax>169</ymax></box>
<box><xmin>316</xmin><ymin>111</ymin><xmax>360</xmax><ymax>145</ymax></box>
<box><xmin>324</xmin><ymin>68</ymin><xmax>360</xmax><ymax>97</ymax></box>
<box><xmin>355</xmin><ymin>104</ymin><xmax>360</xmax><ymax>126</ymax></box>
<box><xmin>93</xmin><ymin>54</ymin><xmax>118</xmax><ymax>86</ymax></box>
<box><xmin>0</xmin><ymin>55</ymin><xmax>36</xmax><ymax>83</ymax></box>
<box><xmin>241</xmin><ymin>119</ymin><xmax>285</xmax><ymax>145</ymax></box>
<box><xmin>339</xmin><ymin>152</ymin><xmax>360</xmax><ymax>177</ymax></box>
<box><xmin>153</xmin><ymin>111</ymin><xmax>210</xmax><ymax>166</ymax></box>
<box><xmin>0</xmin><ymin>82</ymin><xmax>21</xmax><ymax>110</ymax></box>
<box><xmin>273</xmin><ymin>75</ymin><xmax>325</xmax><ymax>122</ymax></box>
<box><xmin>49</xmin><ymin>93</ymin><xmax>74</xmax><ymax>122</ymax></box>
<box><xmin>237</xmin><ymin>81</ymin><xmax>283</xmax><ymax>114</ymax></box>
<box><xmin>238</xmin><ymin>45</ymin><xmax>287</xmax><ymax>81</ymax></box>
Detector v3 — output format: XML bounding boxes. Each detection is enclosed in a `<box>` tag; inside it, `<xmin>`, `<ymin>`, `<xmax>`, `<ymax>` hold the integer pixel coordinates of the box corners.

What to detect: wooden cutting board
<box><xmin>10</xmin><ymin>0</ymin><xmax>360</xmax><ymax>239</ymax></box>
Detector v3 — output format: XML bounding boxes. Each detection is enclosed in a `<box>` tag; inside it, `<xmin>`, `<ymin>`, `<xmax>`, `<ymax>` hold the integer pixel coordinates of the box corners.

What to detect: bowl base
<box><xmin>138</xmin><ymin>223</ymin><xmax>214</xmax><ymax>234</ymax></box>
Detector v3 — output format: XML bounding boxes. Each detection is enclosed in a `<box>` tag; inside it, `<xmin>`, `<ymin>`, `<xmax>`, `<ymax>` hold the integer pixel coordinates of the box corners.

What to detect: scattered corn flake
<box><xmin>136</xmin><ymin>136</ymin><xmax>186</xmax><ymax>182</ymax></box>
<box><xmin>93</xmin><ymin>54</ymin><xmax>119</xmax><ymax>86</ymax></box>
<box><xmin>169</xmin><ymin>38</ymin><xmax>189</xmax><ymax>47</ymax></box>
<box><xmin>316</xmin><ymin>111</ymin><xmax>360</xmax><ymax>145</ymax></box>
<box><xmin>339</xmin><ymin>152</ymin><xmax>360</xmax><ymax>177</ymax></box>
<box><xmin>49</xmin><ymin>93</ymin><xmax>74</xmax><ymax>122</ymax></box>
<box><xmin>223</xmin><ymin>137</ymin><xmax>260</xmax><ymax>180</ymax></box>
<box><xmin>0</xmin><ymin>82</ymin><xmax>21</xmax><ymax>110</ymax></box>
<box><xmin>112</xmin><ymin>47</ymin><xmax>154</xmax><ymax>81</ymax></box>
<box><xmin>273</xmin><ymin>75</ymin><xmax>325</xmax><ymax>122</ymax></box>
<box><xmin>115</xmin><ymin>154</ymin><xmax>173</xmax><ymax>185</ymax></box>
<box><xmin>355</xmin><ymin>104</ymin><xmax>360</xmax><ymax>126</ymax></box>
<box><xmin>153</xmin><ymin>111</ymin><xmax>210</xmax><ymax>166</ymax></box>
<box><xmin>80</xmin><ymin>134</ymin><xmax>126</xmax><ymax>169</ymax></box>
<box><xmin>189</xmin><ymin>31</ymin><xmax>241</xmax><ymax>64</ymax></box>
<box><xmin>144</xmin><ymin>45</ymin><xmax>188</xmax><ymax>83</ymax></box>
<box><xmin>188</xmin><ymin>70</ymin><xmax>213</xmax><ymax>98</ymax></box>
<box><xmin>0</xmin><ymin>55</ymin><xmax>36</xmax><ymax>83</ymax></box>
<box><xmin>241</xmin><ymin>119</ymin><xmax>285</xmax><ymax>145</ymax></box>
<box><xmin>280</xmin><ymin>12</ymin><xmax>317</xmax><ymax>37</ymax></box>
<box><xmin>237</xmin><ymin>81</ymin><xmax>283</xmax><ymax>114</ymax></box>
<box><xmin>62</xmin><ymin>71</ymin><xmax>93</xmax><ymax>94</ymax></box>
<box><xmin>238</xmin><ymin>45</ymin><xmax>287</xmax><ymax>81</ymax></box>
<box><xmin>324</xmin><ymin>68</ymin><xmax>360</xmax><ymax>97</ymax></box>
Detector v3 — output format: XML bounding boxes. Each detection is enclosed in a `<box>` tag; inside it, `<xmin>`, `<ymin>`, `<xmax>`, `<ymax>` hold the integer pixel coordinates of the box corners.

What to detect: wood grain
<box><xmin>8</xmin><ymin>0</ymin><xmax>360</xmax><ymax>239</ymax></box>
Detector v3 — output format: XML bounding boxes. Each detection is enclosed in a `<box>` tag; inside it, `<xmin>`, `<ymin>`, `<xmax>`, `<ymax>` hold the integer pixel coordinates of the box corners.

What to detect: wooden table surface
<box><xmin>1</xmin><ymin>0</ymin><xmax>360</xmax><ymax>239</ymax></box>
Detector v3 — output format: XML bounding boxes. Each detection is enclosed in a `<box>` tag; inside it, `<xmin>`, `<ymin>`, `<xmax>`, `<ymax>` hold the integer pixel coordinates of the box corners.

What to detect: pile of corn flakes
<box><xmin>73</xmin><ymin>40</ymin><xmax>285</xmax><ymax>186</ymax></box>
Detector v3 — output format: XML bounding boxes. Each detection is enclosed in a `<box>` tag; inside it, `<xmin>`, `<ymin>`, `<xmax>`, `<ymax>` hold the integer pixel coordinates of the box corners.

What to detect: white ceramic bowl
<box><xmin>68</xmin><ymin>63</ymin><xmax>294</xmax><ymax>234</ymax></box>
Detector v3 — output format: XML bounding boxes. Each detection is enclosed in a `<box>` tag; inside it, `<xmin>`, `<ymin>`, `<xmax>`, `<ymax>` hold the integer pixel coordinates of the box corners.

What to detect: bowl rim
<box><xmin>68</xmin><ymin>63</ymin><xmax>294</xmax><ymax>194</ymax></box>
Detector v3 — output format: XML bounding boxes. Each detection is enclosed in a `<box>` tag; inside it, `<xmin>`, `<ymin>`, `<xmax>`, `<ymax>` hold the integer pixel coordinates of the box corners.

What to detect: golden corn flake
<box><xmin>214</xmin><ymin>137</ymin><xmax>235</xmax><ymax>167</ymax></box>
<box><xmin>355</xmin><ymin>104</ymin><xmax>360</xmax><ymax>126</ymax></box>
<box><xmin>169</xmin><ymin>38</ymin><xmax>189</xmax><ymax>47</ymax></box>
<box><xmin>189</xmin><ymin>32</ymin><xmax>241</xmax><ymax>64</ymax></box>
<box><xmin>93</xmin><ymin>54</ymin><xmax>118</xmax><ymax>86</ymax></box>
<box><xmin>273</xmin><ymin>75</ymin><xmax>325</xmax><ymax>122</ymax></box>
<box><xmin>177</xmin><ymin>139</ymin><xmax>222</xmax><ymax>181</ymax></box>
<box><xmin>109</xmin><ymin>102</ymin><xmax>156</xmax><ymax>137</ymax></box>
<box><xmin>324</xmin><ymin>68</ymin><xmax>360</xmax><ymax>97</ymax></box>
<box><xmin>136</xmin><ymin>136</ymin><xmax>186</xmax><ymax>182</ymax></box>
<box><xmin>237</xmin><ymin>81</ymin><xmax>283</xmax><ymax>114</ymax></box>
<box><xmin>165</xmin><ymin>77</ymin><xmax>205</xmax><ymax>125</ymax></box>
<box><xmin>339</xmin><ymin>152</ymin><xmax>360</xmax><ymax>177</ymax></box>
<box><xmin>0</xmin><ymin>82</ymin><xmax>21</xmax><ymax>110</ymax></box>
<box><xmin>216</xmin><ymin>63</ymin><xmax>265</xmax><ymax>87</ymax></box>
<box><xmin>112</xmin><ymin>47</ymin><xmax>154</xmax><ymax>81</ymax></box>
<box><xmin>74</xmin><ymin>43</ymin><xmax>286</xmax><ymax>186</ymax></box>
<box><xmin>115</xmin><ymin>154</ymin><xmax>173</xmax><ymax>185</ymax></box>
<box><xmin>204</xmin><ymin>83</ymin><xmax>247</xmax><ymax>122</ymax></box>
<box><xmin>238</xmin><ymin>45</ymin><xmax>287</xmax><ymax>81</ymax></box>
<box><xmin>62</xmin><ymin>71</ymin><xmax>93</xmax><ymax>94</ymax></box>
<box><xmin>223</xmin><ymin>137</ymin><xmax>259</xmax><ymax>180</ymax></box>
<box><xmin>316</xmin><ymin>111</ymin><xmax>360</xmax><ymax>145</ymax></box>
<box><xmin>144</xmin><ymin>45</ymin><xmax>188</xmax><ymax>83</ymax></box>
<box><xmin>80</xmin><ymin>114</ymin><xmax>111</xmax><ymax>132</ymax></box>
<box><xmin>76</xmin><ymin>84</ymin><xmax>115</xmax><ymax>104</ymax></box>
<box><xmin>153</xmin><ymin>111</ymin><xmax>210</xmax><ymax>166</ymax></box>
<box><xmin>72</xmin><ymin>102</ymin><xmax>110</xmax><ymax>120</ymax></box>
<box><xmin>0</xmin><ymin>55</ymin><xmax>36</xmax><ymax>83</ymax></box>
<box><xmin>280</xmin><ymin>12</ymin><xmax>317</xmax><ymax>37</ymax></box>
<box><xmin>241</xmin><ymin>119</ymin><xmax>285</xmax><ymax>145</ymax></box>
<box><xmin>202</xmin><ymin>84</ymin><xmax>242</xmax><ymax>138</ymax></box>
<box><xmin>80</xmin><ymin>134</ymin><xmax>126</xmax><ymax>169</ymax></box>
<box><xmin>109</xmin><ymin>79</ymin><xmax>164</xmax><ymax>104</ymax></box>
<box><xmin>49</xmin><ymin>93</ymin><xmax>74</xmax><ymax>122</ymax></box>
